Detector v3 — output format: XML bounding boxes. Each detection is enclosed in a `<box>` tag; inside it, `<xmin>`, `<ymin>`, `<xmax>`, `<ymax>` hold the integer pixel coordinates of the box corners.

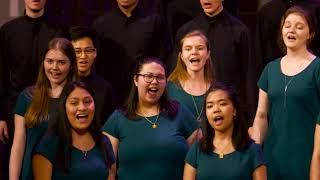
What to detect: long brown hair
<box><xmin>168</xmin><ymin>30</ymin><xmax>214</xmax><ymax>84</ymax></box>
<box><xmin>25</xmin><ymin>38</ymin><xmax>78</xmax><ymax>128</ymax></box>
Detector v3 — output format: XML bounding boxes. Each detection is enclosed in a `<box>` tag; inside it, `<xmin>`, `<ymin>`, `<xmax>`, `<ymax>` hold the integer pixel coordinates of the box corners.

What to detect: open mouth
<box><xmin>214</xmin><ymin>116</ymin><xmax>224</xmax><ymax>125</ymax></box>
<box><xmin>148</xmin><ymin>87</ymin><xmax>159</xmax><ymax>94</ymax></box>
<box><xmin>76</xmin><ymin>114</ymin><xmax>88</xmax><ymax>122</ymax></box>
<box><xmin>78</xmin><ymin>61</ymin><xmax>88</xmax><ymax>65</ymax></box>
<box><xmin>190</xmin><ymin>58</ymin><xmax>200</xmax><ymax>64</ymax></box>
<box><xmin>287</xmin><ymin>35</ymin><xmax>296</xmax><ymax>40</ymax></box>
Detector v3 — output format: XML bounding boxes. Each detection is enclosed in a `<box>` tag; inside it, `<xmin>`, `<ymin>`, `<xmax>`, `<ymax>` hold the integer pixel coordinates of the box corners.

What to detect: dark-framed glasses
<box><xmin>74</xmin><ymin>47</ymin><xmax>96</xmax><ymax>57</ymax></box>
<box><xmin>136</xmin><ymin>73</ymin><xmax>166</xmax><ymax>83</ymax></box>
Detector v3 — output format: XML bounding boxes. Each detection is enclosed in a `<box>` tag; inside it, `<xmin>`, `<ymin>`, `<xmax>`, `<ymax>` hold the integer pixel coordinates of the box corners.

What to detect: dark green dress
<box><xmin>259</xmin><ymin>58</ymin><xmax>320</xmax><ymax>179</ymax></box>
<box><xmin>35</xmin><ymin>133</ymin><xmax>114</xmax><ymax>180</ymax></box>
<box><xmin>14</xmin><ymin>87</ymin><xmax>59</xmax><ymax>180</ymax></box>
<box><xmin>102</xmin><ymin>104</ymin><xmax>199</xmax><ymax>180</ymax></box>
<box><xmin>167</xmin><ymin>81</ymin><xmax>204</xmax><ymax>121</ymax></box>
<box><xmin>185</xmin><ymin>141</ymin><xmax>264</xmax><ymax>180</ymax></box>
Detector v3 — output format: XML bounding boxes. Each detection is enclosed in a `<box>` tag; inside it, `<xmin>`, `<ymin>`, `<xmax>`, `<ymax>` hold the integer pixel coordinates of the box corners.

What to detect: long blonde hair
<box><xmin>25</xmin><ymin>38</ymin><xmax>78</xmax><ymax>128</ymax></box>
<box><xmin>168</xmin><ymin>30</ymin><xmax>214</xmax><ymax>84</ymax></box>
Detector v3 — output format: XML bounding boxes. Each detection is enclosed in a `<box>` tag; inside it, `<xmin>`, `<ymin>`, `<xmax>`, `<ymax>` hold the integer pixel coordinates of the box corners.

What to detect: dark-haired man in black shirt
<box><xmin>92</xmin><ymin>0</ymin><xmax>171</xmax><ymax>107</ymax></box>
<box><xmin>69</xmin><ymin>26</ymin><xmax>114</xmax><ymax>124</ymax></box>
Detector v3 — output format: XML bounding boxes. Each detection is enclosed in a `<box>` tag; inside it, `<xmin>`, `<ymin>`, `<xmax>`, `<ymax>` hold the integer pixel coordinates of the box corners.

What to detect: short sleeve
<box><xmin>257</xmin><ymin>62</ymin><xmax>270</xmax><ymax>92</ymax></box>
<box><xmin>102</xmin><ymin>110</ymin><xmax>121</xmax><ymax>139</ymax></box>
<box><xmin>317</xmin><ymin>112</ymin><xmax>320</xmax><ymax>124</ymax></box>
<box><xmin>178</xmin><ymin>104</ymin><xmax>199</xmax><ymax>138</ymax></box>
<box><xmin>249</xmin><ymin>143</ymin><xmax>265</xmax><ymax>170</ymax></box>
<box><xmin>14</xmin><ymin>88</ymin><xmax>33</xmax><ymax>116</ymax></box>
<box><xmin>34</xmin><ymin>133</ymin><xmax>59</xmax><ymax>163</ymax></box>
<box><xmin>185</xmin><ymin>141</ymin><xmax>200</xmax><ymax>168</ymax></box>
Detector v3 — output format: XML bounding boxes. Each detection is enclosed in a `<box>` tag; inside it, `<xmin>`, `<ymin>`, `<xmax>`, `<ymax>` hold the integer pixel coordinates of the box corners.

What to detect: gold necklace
<box><xmin>191</xmin><ymin>95</ymin><xmax>203</xmax><ymax>122</ymax></box>
<box><xmin>214</xmin><ymin>140</ymin><xmax>232</xmax><ymax>159</ymax></box>
<box><xmin>143</xmin><ymin>114</ymin><xmax>160</xmax><ymax>128</ymax></box>
<box><xmin>82</xmin><ymin>150</ymin><xmax>88</xmax><ymax>160</ymax></box>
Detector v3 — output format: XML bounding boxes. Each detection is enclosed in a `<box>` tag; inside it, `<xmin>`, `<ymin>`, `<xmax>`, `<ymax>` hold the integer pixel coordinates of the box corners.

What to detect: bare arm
<box><xmin>251</xmin><ymin>89</ymin><xmax>269</xmax><ymax>144</ymax></box>
<box><xmin>252</xmin><ymin>165</ymin><xmax>267</xmax><ymax>180</ymax></box>
<box><xmin>108</xmin><ymin>163</ymin><xmax>117</xmax><ymax>180</ymax></box>
<box><xmin>0</xmin><ymin>120</ymin><xmax>8</xmax><ymax>143</ymax></box>
<box><xmin>183</xmin><ymin>163</ymin><xmax>196</xmax><ymax>180</ymax></box>
<box><xmin>9</xmin><ymin>114</ymin><xmax>26</xmax><ymax>180</ymax></box>
<box><xmin>32</xmin><ymin>154</ymin><xmax>52</xmax><ymax>180</ymax></box>
<box><xmin>102</xmin><ymin>131</ymin><xmax>119</xmax><ymax>180</ymax></box>
<box><xmin>187</xmin><ymin>129</ymin><xmax>200</xmax><ymax>146</ymax></box>
<box><xmin>310</xmin><ymin>124</ymin><xmax>320</xmax><ymax>180</ymax></box>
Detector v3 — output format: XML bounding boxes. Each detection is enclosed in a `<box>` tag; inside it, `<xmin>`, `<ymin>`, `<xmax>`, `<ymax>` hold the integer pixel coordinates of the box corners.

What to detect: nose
<box><xmin>80</xmin><ymin>50</ymin><xmax>87</xmax><ymax>58</ymax></box>
<box><xmin>213</xmin><ymin>104</ymin><xmax>221</xmax><ymax>113</ymax></box>
<box><xmin>78</xmin><ymin>102</ymin><xmax>87</xmax><ymax>111</ymax></box>
<box><xmin>52</xmin><ymin>61</ymin><xmax>59</xmax><ymax>69</ymax></box>
<box><xmin>191</xmin><ymin>47</ymin><xmax>198</xmax><ymax>55</ymax></box>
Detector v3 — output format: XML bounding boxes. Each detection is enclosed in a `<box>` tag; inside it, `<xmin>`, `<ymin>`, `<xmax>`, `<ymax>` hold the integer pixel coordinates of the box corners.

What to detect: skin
<box><xmin>9</xmin><ymin>49</ymin><xmax>71</xmax><ymax>180</ymax></box>
<box><xmin>24</xmin><ymin>0</ymin><xmax>46</xmax><ymax>18</ymax></box>
<box><xmin>199</xmin><ymin>0</ymin><xmax>223</xmax><ymax>17</ymax></box>
<box><xmin>71</xmin><ymin>37</ymin><xmax>96</xmax><ymax>77</ymax></box>
<box><xmin>116</xmin><ymin>0</ymin><xmax>138</xmax><ymax>17</ymax></box>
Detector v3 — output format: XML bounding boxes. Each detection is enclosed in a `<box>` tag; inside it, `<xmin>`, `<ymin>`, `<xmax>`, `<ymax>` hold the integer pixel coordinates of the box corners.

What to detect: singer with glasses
<box><xmin>251</xmin><ymin>6</ymin><xmax>320</xmax><ymax>179</ymax></box>
<box><xmin>102</xmin><ymin>57</ymin><xmax>199</xmax><ymax>180</ymax></box>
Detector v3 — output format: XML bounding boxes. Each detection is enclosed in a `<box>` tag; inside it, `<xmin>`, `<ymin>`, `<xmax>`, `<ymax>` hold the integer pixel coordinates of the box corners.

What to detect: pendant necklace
<box><xmin>144</xmin><ymin>114</ymin><xmax>160</xmax><ymax>128</ymax></box>
<box><xmin>214</xmin><ymin>140</ymin><xmax>232</xmax><ymax>159</ymax></box>
<box><xmin>82</xmin><ymin>150</ymin><xmax>88</xmax><ymax>160</ymax></box>
<box><xmin>191</xmin><ymin>95</ymin><xmax>203</xmax><ymax>122</ymax></box>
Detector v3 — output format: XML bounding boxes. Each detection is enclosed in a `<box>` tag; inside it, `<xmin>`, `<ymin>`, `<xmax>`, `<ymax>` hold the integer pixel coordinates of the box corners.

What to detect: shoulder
<box><xmin>1</xmin><ymin>16</ymin><xmax>25</xmax><ymax>30</ymax></box>
<box><xmin>223</xmin><ymin>11</ymin><xmax>249</xmax><ymax>33</ymax></box>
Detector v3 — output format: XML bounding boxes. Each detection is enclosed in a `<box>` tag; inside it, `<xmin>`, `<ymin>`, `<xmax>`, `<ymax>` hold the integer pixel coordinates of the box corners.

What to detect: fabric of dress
<box><xmin>102</xmin><ymin>104</ymin><xmax>199</xmax><ymax>180</ymax></box>
<box><xmin>92</xmin><ymin>6</ymin><xmax>171</xmax><ymax>107</ymax></box>
<box><xmin>175</xmin><ymin>10</ymin><xmax>257</xmax><ymax>119</ymax></box>
<box><xmin>35</xmin><ymin>133</ymin><xmax>115</xmax><ymax>180</ymax></box>
<box><xmin>14</xmin><ymin>87</ymin><xmax>60</xmax><ymax>180</ymax></box>
<box><xmin>258</xmin><ymin>57</ymin><xmax>320</xmax><ymax>179</ymax></box>
<box><xmin>185</xmin><ymin>141</ymin><xmax>265</xmax><ymax>180</ymax></box>
<box><xmin>167</xmin><ymin>81</ymin><xmax>203</xmax><ymax>121</ymax></box>
<box><xmin>0</xmin><ymin>13</ymin><xmax>61</xmax><ymax>122</ymax></box>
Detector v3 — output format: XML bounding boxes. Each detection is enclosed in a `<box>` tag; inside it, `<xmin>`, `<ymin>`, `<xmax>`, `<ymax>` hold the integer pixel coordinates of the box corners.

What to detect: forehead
<box><xmin>71</xmin><ymin>37</ymin><xmax>94</xmax><ymax>48</ymax></box>
<box><xmin>45</xmin><ymin>49</ymin><xmax>69</xmax><ymax>60</ymax></box>
<box><xmin>67</xmin><ymin>87</ymin><xmax>92</xmax><ymax>99</ymax></box>
<box><xmin>285</xmin><ymin>13</ymin><xmax>308</xmax><ymax>24</ymax></box>
<box><xmin>140</xmin><ymin>62</ymin><xmax>165</xmax><ymax>74</ymax></box>
<box><xmin>183</xmin><ymin>35</ymin><xmax>207</xmax><ymax>46</ymax></box>
<box><xmin>206</xmin><ymin>89</ymin><xmax>230</xmax><ymax>102</ymax></box>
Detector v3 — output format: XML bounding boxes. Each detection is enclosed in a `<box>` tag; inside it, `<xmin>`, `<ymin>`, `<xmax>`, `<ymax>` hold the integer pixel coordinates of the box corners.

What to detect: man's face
<box><xmin>24</xmin><ymin>0</ymin><xmax>46</xmax><ymax>13</ymax></box>
<box><xmin>71</xmin><ymin>37</ymin><xmax>96</xmax><ymax>76</ymax></box>
<box><xmin>200</xmin><ymin>0</ymin><xmax>223</xmax><ymax>17</ymax></box>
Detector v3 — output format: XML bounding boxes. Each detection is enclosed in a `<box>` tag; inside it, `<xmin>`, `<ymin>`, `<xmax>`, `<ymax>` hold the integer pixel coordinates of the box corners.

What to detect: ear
<box><xmin>93</xmin><ymin>48</ymin><xmax>97</xmax><ymax>59</ymax></box>
<box><xmin>133</xmin><ymin>75</ymin><xmax>138</xmax><ymax>87</ymax></box>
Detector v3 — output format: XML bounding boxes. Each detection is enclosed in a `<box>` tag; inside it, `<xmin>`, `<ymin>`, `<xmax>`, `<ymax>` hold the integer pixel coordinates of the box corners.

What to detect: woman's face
<box><xmin>134</xmin><ymin>62</ymin><xmax>166</xmax><ymax>106</ymax></box>
<box><xmin>282</xmin><ymin>13</ymin><xmax>311</xmax><ymax>51</ymax></box>
<box><xmin>44</xmin><ymin>49</ymin><xmax>71</xmax><ymax>87</ymax></box>
<box><xmin>66</xmin><ymin>87</ymin><xmax>95</xmax><ymax>133</ymax></box>
<box><xmin>205</xmin><ymin>90</ymin><xmax>236</xmax><ymax>133</ymax></box>
<box><xmin>181</xmin><ymin>35</ymin><xmax>210</xmax><ymax>74</ymax></box>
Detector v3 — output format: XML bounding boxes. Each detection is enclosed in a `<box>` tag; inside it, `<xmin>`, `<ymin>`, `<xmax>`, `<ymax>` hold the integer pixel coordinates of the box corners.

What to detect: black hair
<box><xmin>69</xmin><ymin>26</ymin><xmax>97</xmax><ymax>47</ymax></box>
<box><xmin>200</xmin><ymin>82</ymin><xmax>250</xmax><ymax>153</ymax></box>
<box><xmin>49</xmin><ymin>81</ymin><xmax>114</xmax><ymax>173</ymax></box>
<box><xmin>121</xmin><ymin>57</ymin><xmax>178</xmax><ymax>119</ymax></box>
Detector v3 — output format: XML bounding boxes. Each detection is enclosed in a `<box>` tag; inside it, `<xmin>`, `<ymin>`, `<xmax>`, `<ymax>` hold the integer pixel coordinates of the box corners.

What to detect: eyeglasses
<box><xmin>136</xmin><ymin>73</ymin><xmax>166</xmax><ymax>83</ymax></box>
<box><xmin>74</xmin><ymin>47</ymin><xmax>96</xmax><ymax>57</ymax></box>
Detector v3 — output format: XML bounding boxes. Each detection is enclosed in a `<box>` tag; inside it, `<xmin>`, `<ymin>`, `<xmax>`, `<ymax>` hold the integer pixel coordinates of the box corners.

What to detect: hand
<box><xmin>0</xmin><ymin>121</ymin><xmax>9</xmax><ymax>143</ymax></box>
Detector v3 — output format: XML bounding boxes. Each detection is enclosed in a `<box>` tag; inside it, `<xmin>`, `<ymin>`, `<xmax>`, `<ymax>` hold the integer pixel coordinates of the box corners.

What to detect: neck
<box><xmin>286</xmin><ymin>47</ymin><xmax>313</xmax><ymax>62</ymax></box>
<box><xmin>25</xmin><ymin>8</ymin><xmax>44</xmax><ymax>18</ymax></box>
<box><xmin>137</xmin><ymin>102</ymin><xmax>159</xmax><ymax>116</ymax></box>
<box><xmin>214</xmin><ymin>126</ymin><xmax>233</xmax><ymax>142</ymax></box>
<box><xmin>205</xmin><ymin>5</ymin><xmax>223</xmax><ymax>17</ymax></box>
<box><xmin>79</xmin><ymin>70</ymin><xmax>91</xmax><ymax>77</ymax></box>
<box><xmin>71</xmin><ymin>130</ymin><xmax>95</xmax><ymax>151</ymax></box>
<box><xmin>50</xmin><ymin>80</ymin><xmax>67</xmax><ymax>98</ymax></box>
<box><xmin>181</xmin><ymin>71</ymin><xmax>208</xmax><ymax>95</ymax></box>
<box><xmin>118</xmin><ymin>2</ymin><xmax>138</xmax><ymax>17</ymax></box>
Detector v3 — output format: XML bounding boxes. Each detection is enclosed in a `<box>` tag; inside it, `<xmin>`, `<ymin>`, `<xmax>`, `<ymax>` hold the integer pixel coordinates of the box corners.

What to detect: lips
<box><xmin>76</xmin><ymin>114</ymin><xmax>89</xmax><ymax>123</ymax></box>
<box><xmin>214</xmin><ymin>116</ymin><xmax>224</xmax><ymax>125</ymax></box>
<box><xmin>50</xmin><ymin>72</ymin><xmax>62</xmax><ymax>79</ymax></box>
<box><xmin>190</xmin><ymin>58</ymin><xmax>200</xmax><ymax>64</ymax></box>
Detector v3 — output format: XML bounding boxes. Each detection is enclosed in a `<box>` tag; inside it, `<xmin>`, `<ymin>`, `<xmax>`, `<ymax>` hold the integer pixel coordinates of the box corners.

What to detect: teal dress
<box><xmin>167</xmin><ymin>81</ymin><xmax>204</xmax><ymax>121</ymax></box>
<box><xmin>259</xmin><ymin>58</ymin><xmax>320</xmax><ymax>179</ymax></box>
<box><xmin>14</xmin><ymin>87</ymin><xmax>59</xmax><ymax>180</ymax></box>
<box><xmin>185</xmin><ymin>141</ymin><xmax>265</xmax><ymax>180</ymax></box>
<box><xmin>102</xmin><ymin>104</ymin><xmax>199</xmax><ymax>180</ymax></box>
<box><xmin>35</xmin><ymin>133</ymin><xmax>114</xmax><ymax>180</ymax></box>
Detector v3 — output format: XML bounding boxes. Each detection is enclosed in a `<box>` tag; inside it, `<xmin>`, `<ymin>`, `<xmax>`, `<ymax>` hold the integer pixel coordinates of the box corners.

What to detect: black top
<box><xmin>0</xmin><ymin>13</ymin><xmax>61</xmax><ymax>121</ymax></box>
<box><xmin>175</xmin><ymin>10</ymin><xmax>257</xmax><ymax>118</ymax></box>
<box><xmin>92</xmin><ymin>6</ymin><xmax>171</xmax><ymax>107</ymax></box>
<box><xmin>255</xmin><ymin>0</ymin><xmax>320</xmax><ymax>72</ymax></box>
<box><xmin>81</xmin><ymin>71</ymin><xmax>114</xmax><ymax>124</ymax></box>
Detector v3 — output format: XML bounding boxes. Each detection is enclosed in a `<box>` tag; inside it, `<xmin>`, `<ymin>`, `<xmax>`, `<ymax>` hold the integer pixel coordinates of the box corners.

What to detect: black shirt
<box><xmin>92</xmin><ymin>6</ymin><xmax>171</xmax><ymax>107</ymax></box>
<box><xmin>81</xmin><ymin>71</ymin><xmax>114</xmax><ymax>125</ymax></box>
<box><xmin>0</xmin><ymin>13</ymin><xmax>61</xmax><ymax>121</ymax></box>
<box><xmin>176</xmin><ymin>10</ymin><xmax>257</xmax><ymax>118</ymax></box>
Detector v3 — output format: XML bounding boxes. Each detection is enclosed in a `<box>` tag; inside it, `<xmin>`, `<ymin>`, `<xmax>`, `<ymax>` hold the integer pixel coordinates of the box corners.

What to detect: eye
<box><xmin>45</xmin><ymin>59</ymin><xmax>54</xmax><ymax>64</ymax></box>
<box><xmin>58</xmin><ymin>60</ymin><xmax>67</xmax><ymax>65</ymax></box>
